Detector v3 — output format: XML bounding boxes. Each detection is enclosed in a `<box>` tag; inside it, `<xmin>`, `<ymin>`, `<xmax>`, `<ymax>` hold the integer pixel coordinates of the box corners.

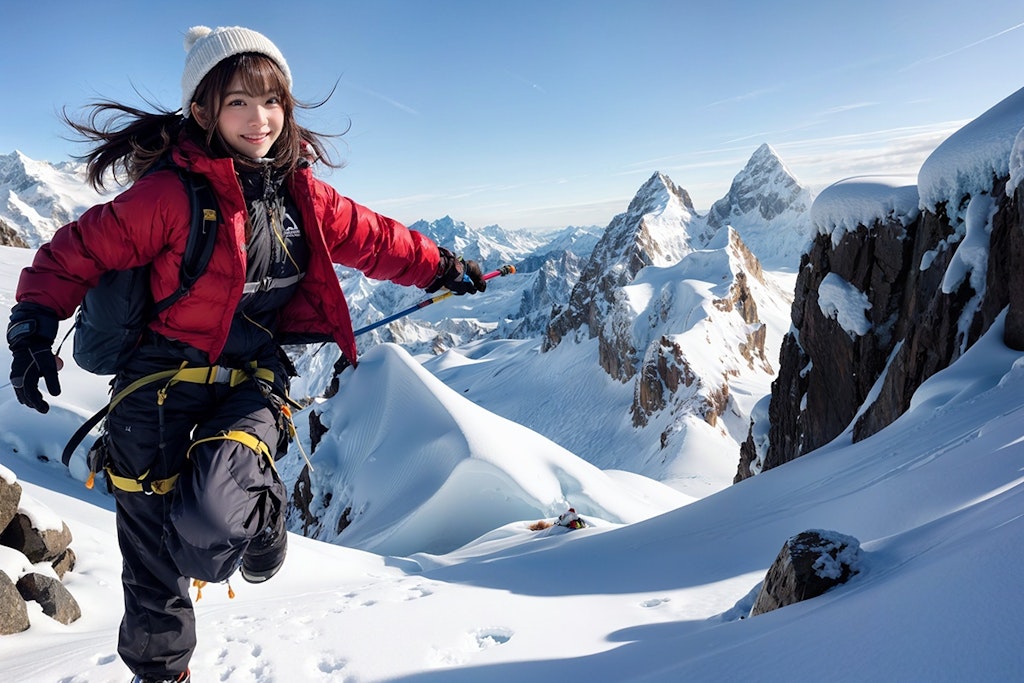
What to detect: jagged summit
<box><xmin>705</xmin><ymin>143</ymin><xmax>814</xmax><ymax>270</ymax></box>
<box><xmin>630</xmin><ymin>171</ymin><xmax>696</xmax><ymax>215</ymax></box>
<box><xmin>544</xmin><ymin>171</ymin><xmax>706</xmax><ymax>349</ymax></box>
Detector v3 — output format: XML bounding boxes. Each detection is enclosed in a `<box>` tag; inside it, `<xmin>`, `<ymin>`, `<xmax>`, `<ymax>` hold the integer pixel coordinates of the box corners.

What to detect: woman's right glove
<box><xmin>426</xmin><ymin>247</ymin><xmax>486</xmax><ymax>295</ymax></box>
<box><xmin>7</xmin><ymin>302</ymin><xmax>62</xmax><ymax>414</ymax></box>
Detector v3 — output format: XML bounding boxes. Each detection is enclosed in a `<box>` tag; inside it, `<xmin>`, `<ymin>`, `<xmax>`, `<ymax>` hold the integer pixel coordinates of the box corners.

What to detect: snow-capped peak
<box><xmin>705</xmin><ymin>143</ymin><xmax>815</xmax><ymax>270</ymax></box>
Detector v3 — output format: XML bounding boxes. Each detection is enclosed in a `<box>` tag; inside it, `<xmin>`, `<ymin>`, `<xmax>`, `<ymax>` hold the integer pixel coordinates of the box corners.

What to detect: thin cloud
<box><xmin>820</xmin><ymin>102</ymin><xmax>879</xmax><ymax>116</ymax></box>
<box><xmin>773</xmin><ymin>122</ymin><xmax>966</xmax><ymax>190</ymax></box>
<box><xmin>901</xmin><ymin>21</ymin><xmax>1024</xmax><ymax>71</ymax></box>
<box><xmin>704</xmin><ymin>86</ymin><xmax>782</xmax><ymax>109</ymax></box>
<box><xmin>503</xmin><ymin>70</ymin><xmax>546</xmax><ymax>94</ymax></box>
<box><xmin>342</xmin><ymin>80</ymin><xmax>420</xmax><ymax>115</ymax></box>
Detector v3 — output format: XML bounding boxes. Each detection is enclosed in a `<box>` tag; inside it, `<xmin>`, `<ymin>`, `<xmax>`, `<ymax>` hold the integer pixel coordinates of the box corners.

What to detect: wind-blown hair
<box><xmin>63</xmin><ymin>53</ymin><xmax>341</xmax><ymax>191</ymax></box>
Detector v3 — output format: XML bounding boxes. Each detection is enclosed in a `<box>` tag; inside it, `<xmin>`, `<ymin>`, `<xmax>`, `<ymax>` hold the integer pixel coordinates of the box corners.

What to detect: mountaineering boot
<box><xmin>240</xmin><ymin>507</ymin><xmax>287</xmax><ymax>583</ymax></box>
<box><xmin>130</xmin><ymin>669</ymin><xmax>190</xmax><ymax>682</ymax></box>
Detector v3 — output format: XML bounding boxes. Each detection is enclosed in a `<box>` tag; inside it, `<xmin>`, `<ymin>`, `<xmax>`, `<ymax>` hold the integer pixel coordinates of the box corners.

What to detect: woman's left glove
<box><xmin>7</xmin><ymin>302</ymin><xmax>62</xmax><ymax>414</ymax></box>
<box><xmin>426</xmin><ymin>247</ymin><xmax>486</xmax><ymax>295</ymax></box>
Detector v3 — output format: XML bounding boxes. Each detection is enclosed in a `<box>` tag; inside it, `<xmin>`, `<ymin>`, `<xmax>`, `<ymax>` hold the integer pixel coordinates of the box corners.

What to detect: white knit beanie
<box><xmin>180</xmin><ymin>25</ymin><xmax>292</xmax><ymax>117</ymax></box>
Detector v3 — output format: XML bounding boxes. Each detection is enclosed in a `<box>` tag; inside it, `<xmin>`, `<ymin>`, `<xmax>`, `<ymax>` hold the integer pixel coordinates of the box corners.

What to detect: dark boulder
<box><xmin>750</xmin><ymin>529</ymin><xmax>862</xmax><ymax>616</ymax></box>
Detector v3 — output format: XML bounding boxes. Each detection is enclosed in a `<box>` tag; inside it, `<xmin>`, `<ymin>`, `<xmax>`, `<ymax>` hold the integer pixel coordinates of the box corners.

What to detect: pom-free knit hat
<box><xmin>180</xmin><ymin>25</ymin><xmax>292</xmax><ymax>117</ymax></box>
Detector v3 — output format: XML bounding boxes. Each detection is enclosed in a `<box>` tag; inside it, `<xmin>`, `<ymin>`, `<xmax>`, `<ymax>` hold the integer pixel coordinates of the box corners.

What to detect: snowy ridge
<box><xmin>282</xmin><ymin>343</ymin><xmax>688</xmax><ymax>556</ymax></box>
<box><xmin>810</xmin><ymin>175</ymin><xmax>920</xmax><ymax>247</ymax></box>
<box><xmin>918</xmin><ymin>86</ymin><xmax>1024</xmax><ymax>214</ymax></box>
<box><xmin>0</xmin><ymin>151</ymin><xmax>109</xmax><ymax>248</ymax></box>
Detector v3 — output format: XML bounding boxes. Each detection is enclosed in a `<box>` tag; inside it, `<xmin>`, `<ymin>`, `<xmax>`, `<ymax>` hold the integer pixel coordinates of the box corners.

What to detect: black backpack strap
<box><xmin>152</xmin><ymin>169</ymin><xmax>219</xmax><ymax>316</ymax></box>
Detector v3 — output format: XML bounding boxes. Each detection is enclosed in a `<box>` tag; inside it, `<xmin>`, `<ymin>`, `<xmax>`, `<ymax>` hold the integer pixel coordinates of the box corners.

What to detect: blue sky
<box><xmin>4</xmin><ymin>1</ymin><xmax>1024</xmax><ymax>232</ymax></box>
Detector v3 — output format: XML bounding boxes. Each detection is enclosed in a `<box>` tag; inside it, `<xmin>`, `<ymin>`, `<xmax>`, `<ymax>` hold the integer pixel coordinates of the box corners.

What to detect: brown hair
<box><xmin>63</xmin><ymin>52</ymin><xmax>340</xmax><ymax>191</ymax></box>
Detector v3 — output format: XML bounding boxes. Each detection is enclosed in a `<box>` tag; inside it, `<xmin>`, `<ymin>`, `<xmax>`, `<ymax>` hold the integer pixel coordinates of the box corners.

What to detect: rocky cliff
<box><xmin>738</xmin><ymin>87</ymin><xmax>1024</xmax><ymax>479</ymax></box>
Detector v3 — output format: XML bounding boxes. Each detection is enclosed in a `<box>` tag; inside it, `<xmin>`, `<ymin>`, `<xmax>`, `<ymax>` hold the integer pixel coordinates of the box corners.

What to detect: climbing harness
<box><xmin>65</xmin><ymin>360</ymin><xmax>302</xmax><ymax>494</ymax></box>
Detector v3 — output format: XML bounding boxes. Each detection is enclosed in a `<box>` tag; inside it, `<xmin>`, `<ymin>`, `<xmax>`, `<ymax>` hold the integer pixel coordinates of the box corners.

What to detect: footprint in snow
<box><xmin>314</xmin><ymin>653</ymin><xmax>348</xmax><ymax>675</ymax></box>
<box><xmin>639</xmin><ymin>597</ymin><xmax>671</xmax><ymax>608</ymax></box>
<box><xmin>427</xmin><ymin>627</ymin><xmax>514</xmax><ymax>667</ymax></box>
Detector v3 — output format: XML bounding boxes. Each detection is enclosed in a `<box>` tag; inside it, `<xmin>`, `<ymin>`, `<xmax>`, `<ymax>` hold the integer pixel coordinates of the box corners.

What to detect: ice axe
<box><xmin>353</xmin><ymin>264</ymin><xmax>516</xmax><ymax>338</ymax></box>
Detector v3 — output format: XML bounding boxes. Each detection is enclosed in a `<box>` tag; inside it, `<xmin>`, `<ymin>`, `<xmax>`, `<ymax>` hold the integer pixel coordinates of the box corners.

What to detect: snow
<box><xmin>817</xmin><ymin>272</ymin><xmax>873</xmax><ymax>338</ymax></box>
<box><xmin>796</xmin><ymin>530</ymin><xmax>863</xmax><ymax>580</ymax></box>
<box><xmin>810</xmin><ymin>175</ymin><xmax>919</xmax><ymax>247</ymax></box>
<box><xmin>283</xmin><ymin>343</ymin><xmax>685</xmax><ymax>557</ymax></box>
<box><xmin>1009</xmin><ymin>126</ymin><xmax>1024</xmax><ymax>194</ymax></box>
<box><xmin>0</xmin><ymin>239</ymin><xmax>1023</xmax><ymax>681</ymax></box>
<box><xmin>15</xmin><ymin>490</ymin><xmax>65</xmax><ymax>533</ymax></box>
<box><xmin>918</xmin><ymin>86</ymin><xmax>1024</xmax><ymax>215</ymax></box>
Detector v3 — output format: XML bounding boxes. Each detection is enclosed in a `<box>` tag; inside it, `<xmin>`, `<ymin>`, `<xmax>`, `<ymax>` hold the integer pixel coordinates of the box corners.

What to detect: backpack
<box><xmin>72</xmin><ymin>165</ymin><xmax>219</xmax><ymax>375</ymax></box>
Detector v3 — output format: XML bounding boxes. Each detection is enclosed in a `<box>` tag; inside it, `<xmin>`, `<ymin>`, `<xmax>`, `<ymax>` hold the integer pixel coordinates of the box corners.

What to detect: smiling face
<box><xmin>189</xmin><ymin>53</ymin><xmax>294</xmax><ymax>161</ymax></box>
<box><xmin>203</xmin><ymin>76</ymin><xmax>284</xmax><ymax>159</ymax></box>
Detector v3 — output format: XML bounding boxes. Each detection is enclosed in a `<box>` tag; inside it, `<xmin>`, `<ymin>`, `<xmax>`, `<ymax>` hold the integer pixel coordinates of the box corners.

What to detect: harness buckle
<box><xmin>211</xmin><ymin>366</ymin><xmax>233</xmax><ymax>384</ymax></box>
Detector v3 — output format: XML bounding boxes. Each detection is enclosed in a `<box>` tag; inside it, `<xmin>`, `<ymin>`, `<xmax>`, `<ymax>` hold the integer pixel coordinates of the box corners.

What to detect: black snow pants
<box><xmin>103</xmin><ymin>342</ymin><xmax>289</xmax><ymax>679</ymax></box>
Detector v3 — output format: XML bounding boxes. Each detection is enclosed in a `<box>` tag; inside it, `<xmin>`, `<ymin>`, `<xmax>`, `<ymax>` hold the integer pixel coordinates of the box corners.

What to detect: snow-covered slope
<box><xmin>1</xmin><ymin>284</ymin><xmax>1022</xmax><ymax>682</ymax></box>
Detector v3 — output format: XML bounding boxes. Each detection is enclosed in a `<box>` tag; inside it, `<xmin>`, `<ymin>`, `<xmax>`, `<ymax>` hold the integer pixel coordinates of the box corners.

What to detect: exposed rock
<box><xmin>308</xmin><ymin>406</ymin><xmax>330</xmax><ymax>452</ymax></box>
<box><xmin>0</xmin><ymin>476</ymin><xmax>22</xmax><ymax>533</ymax></box>
<box><xmin>759</xmin><ymin>213</ymin><xmax>916</xmax><ymax>469</ymax></box>
<box><xmin>0</xmin><ymin>513</ymin><xmax>73</xmax><ymax>564</ymax></box>
<box><xmin>1003</xmin><ymin>188</ymin><xmax>1024</xmax><ymax>350</ymax></box>
<box><xmin>16</xmin><ymin>572</ymin><xmax>81</xmax><ymax>625</ymax></box>
<box><xmin>735</xmin><ymin>418</ymin><xmax>759</xmax><ymax>482</ymax></box>
<box><xmin>291</xmin><ymin>464</ymin><xmax>318</xmax><ymax>536</ymax></box>
<box><xmin>0</xmin><ymin>217</ymin><xmax>29</xmax><ymax>248</ymax></box>
<box><xmin>750</xmin><ymin>529</ymin><xmax>862</xmax><ymax>616</ymax></box>
<box><xmin>51</xmin><ymin>547</ymin><xmax>77</xmax><ymax>579</ymax></box>
<box><xmin>0</xmin><ymin>474</ymin><xmax>83</xmax><ymax>629</ymax></box>
<box><xmin>0</xmin><ymin>571</ymin><xmax>30</xmax><ymax>634</ymax></box>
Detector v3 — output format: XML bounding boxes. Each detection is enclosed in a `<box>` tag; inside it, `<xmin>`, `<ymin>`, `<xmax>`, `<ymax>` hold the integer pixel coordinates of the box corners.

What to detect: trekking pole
<box><xmin>354</xmin><ymin>264</ymin><xmax>516</xmax><ymax>338</ymax></box>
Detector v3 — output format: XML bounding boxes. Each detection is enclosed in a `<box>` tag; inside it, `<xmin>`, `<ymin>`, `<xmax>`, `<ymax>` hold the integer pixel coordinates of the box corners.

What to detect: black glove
<box><xmin>426</xmin><ymin>247</ymin><xmax>486</xmax><ymax>295</ymax></box>
<box><xmin>7</xmin><ymin>302</ymin><xmax>62</xmax><ymax>414</ymax></box>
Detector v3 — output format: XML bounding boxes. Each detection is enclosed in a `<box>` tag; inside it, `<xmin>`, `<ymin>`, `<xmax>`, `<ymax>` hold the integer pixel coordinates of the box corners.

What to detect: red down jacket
<box><xmin>16</xmin><ymin>140</ymin><xmax>441</xmax><ymax>365</ymax></box>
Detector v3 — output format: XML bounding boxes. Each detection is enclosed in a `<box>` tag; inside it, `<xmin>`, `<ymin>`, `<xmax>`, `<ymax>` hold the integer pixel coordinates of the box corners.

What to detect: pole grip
<box><xmin>482</xmin><ymin>264</ymin><xmax>516</xmax><ymax>280</ymax></box>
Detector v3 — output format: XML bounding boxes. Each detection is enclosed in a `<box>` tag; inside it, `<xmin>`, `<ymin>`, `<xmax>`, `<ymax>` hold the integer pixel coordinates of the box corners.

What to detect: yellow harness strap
<box><xmin>107</xmin><ymin>363</ymin><xmax>278</xmax><ymax>414</ymax></box>
<box><xmin>187</xmin><ymin>429</ymin><xmax>275</xmax><ymax>470</ymax></box>
<box><xmin>104</xmin><ymin>468</ymin><xmax>180</xmax><ymax>495</ymax></box>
